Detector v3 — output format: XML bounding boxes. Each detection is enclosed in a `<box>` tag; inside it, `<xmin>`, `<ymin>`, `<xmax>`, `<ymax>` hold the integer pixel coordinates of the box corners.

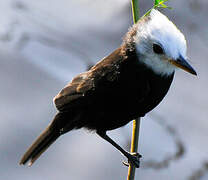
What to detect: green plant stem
<box><xmin>127</xmin><ymin>1</ymin><xmax>141</xmax><ymax>180</ymax></box>
<box><xmin>127</xmin><ymin>118</ymin><xmax>141</xmax><ymax>180</ymax></box>
<box><xmin>131</xmin><ymin>0</ymin><xmax>140</xmax><ymax>23</ymax></box>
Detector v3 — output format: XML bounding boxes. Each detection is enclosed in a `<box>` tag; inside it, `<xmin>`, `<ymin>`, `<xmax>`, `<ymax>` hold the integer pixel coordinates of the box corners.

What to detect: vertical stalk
<box><xmin>127</xmin><ymin>1</ymin><xmax>141</xmax><ymax>180</ymax></box>
<box><xmin>127</xmin><ymin>118</ymin><xmax>141</xmax><ymax>180</ymax></box>
<box><xmin>127</xmin><ymin>118</ymin><xmax>140</xmax><ymax>180</ymax></box>
<box><xmin>131</xmin><ymin>0</ymin><xmax>140</xmax><ymax>23</ymax></box>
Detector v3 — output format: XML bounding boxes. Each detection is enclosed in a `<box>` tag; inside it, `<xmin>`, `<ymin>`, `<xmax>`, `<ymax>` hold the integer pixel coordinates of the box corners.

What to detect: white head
<box><xmin>125</xmin><ymin>9</ymin><xmax>196</xmax><ymax>76</ymax></box>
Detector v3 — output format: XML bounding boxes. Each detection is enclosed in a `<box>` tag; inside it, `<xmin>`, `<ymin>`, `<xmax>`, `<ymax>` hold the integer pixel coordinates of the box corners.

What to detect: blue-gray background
<box><xmin>0</xmin><ymin>0</ymin><xmax>207</xmax><ymax>179</ymax></box>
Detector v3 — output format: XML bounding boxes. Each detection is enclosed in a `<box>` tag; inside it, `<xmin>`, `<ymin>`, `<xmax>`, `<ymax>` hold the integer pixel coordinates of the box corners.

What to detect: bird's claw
<box><xmin>122</xmin><ymin>152</ymin><xmax>142</xmax><ymax>168</ymax></box>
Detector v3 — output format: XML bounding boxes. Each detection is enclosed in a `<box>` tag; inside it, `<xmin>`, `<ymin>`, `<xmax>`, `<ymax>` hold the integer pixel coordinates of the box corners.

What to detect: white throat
<box><xmin>141</xmin><ymin>54</ymin><xmax>175</xmax><ymax>76</ymax></box>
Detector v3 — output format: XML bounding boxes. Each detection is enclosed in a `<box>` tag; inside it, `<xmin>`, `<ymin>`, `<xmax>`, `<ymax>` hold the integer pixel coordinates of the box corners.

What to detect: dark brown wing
<box><xmin>54</xmin><ymin>47</ymin><xmax>125</xmax><ymax>111</ymax></box>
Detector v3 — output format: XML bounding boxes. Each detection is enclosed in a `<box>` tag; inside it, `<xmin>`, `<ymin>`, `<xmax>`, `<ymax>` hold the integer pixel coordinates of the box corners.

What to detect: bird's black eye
<box><xmin>153</xmin><ymin>43</ymin><xmax>164</xmax><ymax>54</ymax></box>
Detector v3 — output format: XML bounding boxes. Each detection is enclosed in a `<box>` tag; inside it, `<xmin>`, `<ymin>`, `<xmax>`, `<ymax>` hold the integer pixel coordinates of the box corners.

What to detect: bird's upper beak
<box><xmin>170</xmin><ymin>55</ymin><xmax>197</xmax><ymax>76</ymax></box>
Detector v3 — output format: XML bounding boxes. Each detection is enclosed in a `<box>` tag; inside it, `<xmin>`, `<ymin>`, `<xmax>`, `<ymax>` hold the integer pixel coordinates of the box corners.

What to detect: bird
<box><xmin>19</xmin><ymin>9</ymin><xmax>197</xmax><ymax>168</ymax></box>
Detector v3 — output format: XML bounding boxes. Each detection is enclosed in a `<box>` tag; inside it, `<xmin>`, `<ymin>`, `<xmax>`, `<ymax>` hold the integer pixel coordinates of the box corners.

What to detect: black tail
<box><xmin>19</xmin><ymin>124</ymin><xmax>60</xmax><ymax>166</ymax></box>
<box><xmin>19</xmin><ymin>112</ymin><xmax>75</xmax><ymax>166</ymax></box>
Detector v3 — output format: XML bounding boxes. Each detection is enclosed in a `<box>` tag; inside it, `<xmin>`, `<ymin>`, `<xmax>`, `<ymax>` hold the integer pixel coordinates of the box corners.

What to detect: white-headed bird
<box><xmin>20</xmin><ymin>9</ymin><xmax>197</xmax><ymax>168</ymax></box>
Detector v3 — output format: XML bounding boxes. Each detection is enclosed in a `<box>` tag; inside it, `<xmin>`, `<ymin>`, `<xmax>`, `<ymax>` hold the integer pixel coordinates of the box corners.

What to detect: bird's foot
<box><xmin>122</xmin><ymin>152</ymin><xmax>142</xmax><ymax>168</ymax></box>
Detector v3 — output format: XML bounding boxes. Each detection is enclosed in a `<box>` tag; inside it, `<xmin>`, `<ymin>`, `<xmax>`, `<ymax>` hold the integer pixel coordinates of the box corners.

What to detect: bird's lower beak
<box><xmin>170</xmin><ymin>55</ymin><xmax>197</xmax><ymax>76</ymax></box>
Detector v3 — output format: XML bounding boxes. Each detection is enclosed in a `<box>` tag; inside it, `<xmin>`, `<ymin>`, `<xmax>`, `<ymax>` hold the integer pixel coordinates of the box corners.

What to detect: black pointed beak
<box><xmin>170</xmin><ymin>55</ymin><xmax>197</xmax><ymax>76</ymax></box>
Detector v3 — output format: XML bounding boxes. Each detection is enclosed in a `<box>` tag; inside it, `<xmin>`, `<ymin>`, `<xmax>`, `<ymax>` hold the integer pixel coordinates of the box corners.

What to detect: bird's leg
<box><xmin>97</xmin><ymin>131</ymin><xmax>141</xmax><ymax>168</ymax></box>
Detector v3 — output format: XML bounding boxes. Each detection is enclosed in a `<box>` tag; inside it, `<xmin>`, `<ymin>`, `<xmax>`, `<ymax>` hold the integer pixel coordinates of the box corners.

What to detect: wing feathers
<box><xmin>54</xmin><ymin>47</ymin><xmax>124</xmax><ymax>111</ymax></box>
